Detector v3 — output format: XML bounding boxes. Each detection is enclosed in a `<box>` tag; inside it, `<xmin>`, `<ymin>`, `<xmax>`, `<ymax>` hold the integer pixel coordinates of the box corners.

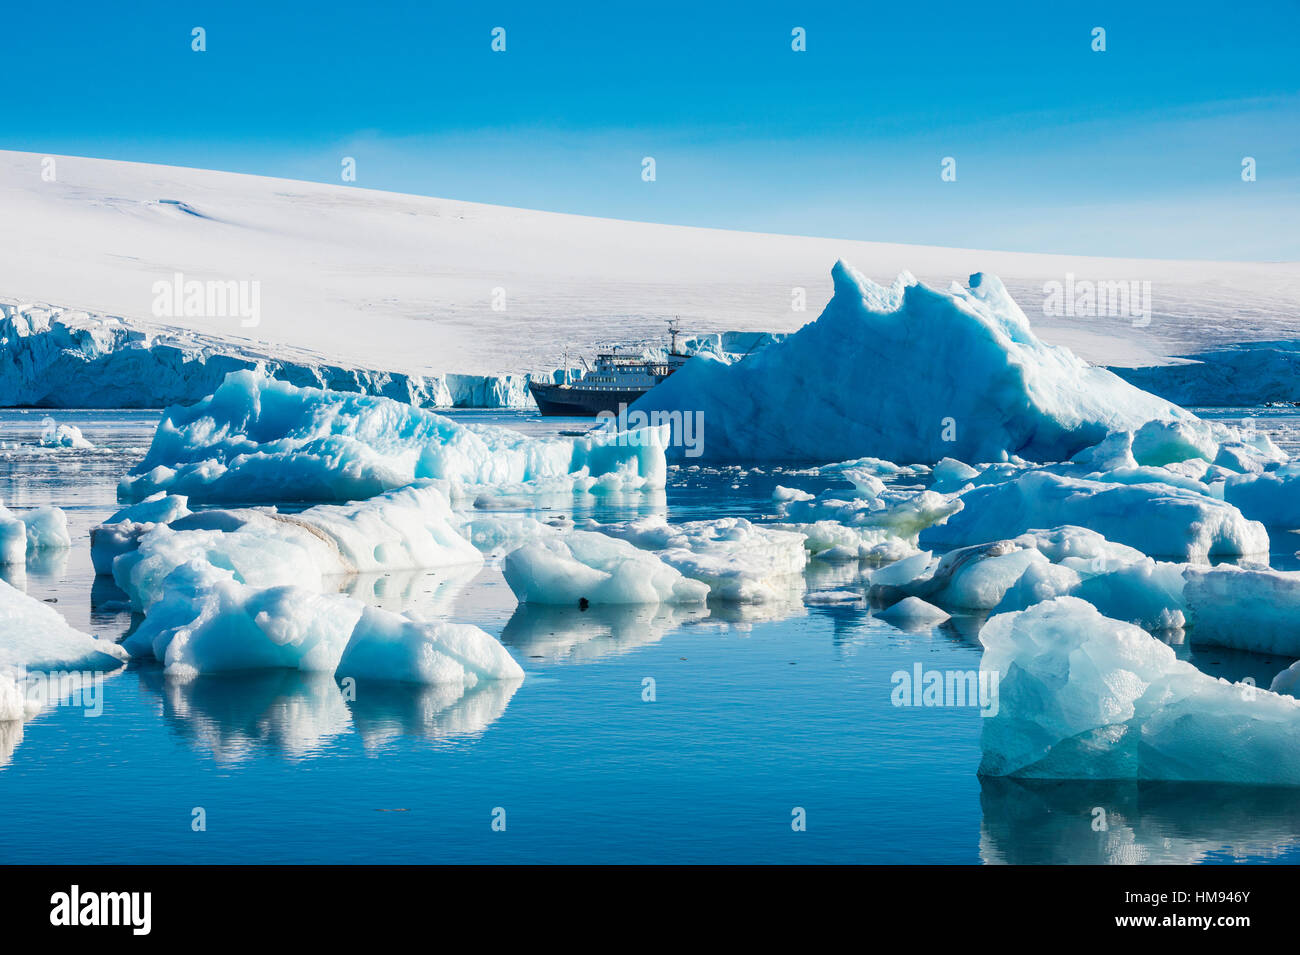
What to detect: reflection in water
<box><xmin>145</xmin><ymin>668</ymin><xmax>351</xmax><ymax>763</ymax></box>
<box><xmin>0</xmin><ymin>668</ymin><xmax>126</xmax><ymax>768</ymax></box>
<box><xmin>0</xmin><ymin>563</ymin><xmax>24</xmax><ymax>591</ymax></box>
<box><xmin>25</xmin><ymin>547</ymin><xmax>69</xmax><ymax>579</ymax></box>
<box><xmin>349</xmin><ymin>677</ymin><xmax>521</xmax><ymax>753</ymax></box>
<box><xmin>0</xmin><ymin>718</ymin><xmax>23</xmax><ymax>769</ymax></box>
<box><xmin>139</xmin><ymin>666</ymin><xmax>521</xmax><ymax>763</ymax></box>
<box><xmin>501</xmin><ymin>602</ymin><xmax>708</xmax><ymax>663</ymax></box>
<box><xmin>980</xmin><ymin>776</ymin><xmax>1300</xmax><ymax>864</ymax></box>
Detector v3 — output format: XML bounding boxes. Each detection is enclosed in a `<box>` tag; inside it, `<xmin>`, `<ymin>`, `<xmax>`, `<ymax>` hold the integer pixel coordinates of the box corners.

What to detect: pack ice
<box><xmin>979</xmin><ymin>598</ymin><xmax>1300</xmax><ymax>784</ymax></box>
<box><xmin>118</xmin><ymin>370</ymin><xmax>668</xmax><ymax>504</ymax></box>
<box><xmin>629</xmin><ymin>262</ymin><xmax>1184</xmax><ymax>464</ymax></box>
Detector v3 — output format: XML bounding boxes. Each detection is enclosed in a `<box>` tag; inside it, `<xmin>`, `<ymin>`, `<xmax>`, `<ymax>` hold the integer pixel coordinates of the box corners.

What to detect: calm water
<box><xmin>2</xmin><ymin>408</ymin><xmax>1300</xmax><ymax>864</ymax></box>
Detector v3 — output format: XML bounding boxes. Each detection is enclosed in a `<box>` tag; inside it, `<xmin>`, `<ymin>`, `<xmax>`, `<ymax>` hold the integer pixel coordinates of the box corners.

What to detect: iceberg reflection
<box><xmin>980</xmin><ymin>776</ymin><xmax>1300</xmax><ymax>864</ymax></box>
<box><xmin>348</xmin><ymin>676</ymin><xmax>522</xmax><ymax>752</ymax></box>
<box><xmin>501</xmin><ymin>602</ymin><xmax>708</xmax><ymax>663</ymax></box>
<box><xmin>142</xmin><ymin>665</ymin><xmax>521</xmax><ymax>763</ymax></box>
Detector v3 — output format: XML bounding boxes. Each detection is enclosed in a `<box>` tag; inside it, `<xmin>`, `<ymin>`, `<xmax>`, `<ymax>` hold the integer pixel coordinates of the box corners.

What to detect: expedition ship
<box><xmin>528</xmin><ymin>321</ymin><xmax>689</xmax><ymax>417</ymax></box>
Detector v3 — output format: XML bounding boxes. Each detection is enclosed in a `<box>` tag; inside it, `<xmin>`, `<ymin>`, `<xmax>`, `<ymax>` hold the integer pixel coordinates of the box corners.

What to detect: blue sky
<box><xmin>4</xmin><ymin>0</ymin><xmax>1297</xmax><ymax>259</ymax></box>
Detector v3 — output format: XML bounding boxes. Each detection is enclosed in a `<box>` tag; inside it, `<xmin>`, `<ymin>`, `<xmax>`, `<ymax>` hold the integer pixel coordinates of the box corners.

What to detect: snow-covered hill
<box><xmin>2</xmin><ymin>149</ymin><xmax>1298</xmax><ymax>387</ymax></box>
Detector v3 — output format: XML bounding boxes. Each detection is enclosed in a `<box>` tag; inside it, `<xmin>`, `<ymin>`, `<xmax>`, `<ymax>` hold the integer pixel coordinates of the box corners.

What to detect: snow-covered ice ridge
<box><xmin>3</xmin><ymin>150</ymin><xmax>1297</xmax><ymax>380</ymax></box>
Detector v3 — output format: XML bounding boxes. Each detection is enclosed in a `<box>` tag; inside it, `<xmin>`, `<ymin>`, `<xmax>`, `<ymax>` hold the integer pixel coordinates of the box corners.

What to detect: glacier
<box><xmin>0</xmin><ymin>301</ymin><xmax>537</xmax><ymax>410</ymax></box>
<box><xmin>627</xmin><ymin>263</ymin><xmax>1186</xmax><ymax>465</ymax></box>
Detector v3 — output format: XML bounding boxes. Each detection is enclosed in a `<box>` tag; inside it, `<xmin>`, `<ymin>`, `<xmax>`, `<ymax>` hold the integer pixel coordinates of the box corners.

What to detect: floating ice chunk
<box><xmin>773</xmin><ymin>485</ymin><xmax>815</xmax><ymax>503</ymax></box>
<box><xmin>869</xmin><ymin>550</ymin><xmax>938</xmax><ymax>589</ymax></box>
<box><xmin>338</xmin><ymin>609</ymin><xmax>524</xmax><ymax>686</ymax></box>
<box><xmin>112</xmin><ymin>482</ymin><xmax>482</xmax><ymax>611</ymax></box>
<box><xmin>630</xmin><ymin>264</ymin><xmax>1186</xmax><ymax>464</ymax></box>
<box><xmin>591</xmin><ymin>516</ymin><xmax>808</xmax><ymax>602</ymax></box>
<box><xmin>0</xmin><ymin>503</ymin><xmax>24</xmax><ymax>565</ymax></box>
<box><xmin>90</xmin><ymin>493</ymin><xmax>192</xmax><ymax>574</ymax></box>
<box><xmin>979</xmin><ymin>597</ymin><xmax>1300</xmax><ymax>784</ymax></box>
<box><xmin>820</xmin><ymin>456</ymin><xmax>930</xmax><ymax>483</ymax></box>
<box><xmin>503</xmin><ymin>531</ymin><xmax>709</xmax><ymax>606</ymax></box>
<box><xmin>992</xmin><ymin>561</ymin><xmax>1082</xmax><ymax>613</ymax></box>
<box><xmin>1270</xmin><ymin>661</ymin><xmax>1300</xmax><ymax>698</ymax></box>
<box><xmin>1070</xmin><ymin>431</ymin><xmax>1138</xmax><ymax>472</ymax></box>
<box><xmin>1223</xmin><ymin>463</ymin><xmax>1300</xmax><ymax>528</ymax></box>
<box><xmin>877</xmin><ymin>596</ymin><xmax>950</xmax><ymax>627</ymax></box>
<box><xmin>921</xmin><ymin>470</ymin><xmax>1267</xmax><ymax>561</ymax></box>
<box><xmin>23</xmin><ymin>507</ymin><xmax>70</xmax><ymax>551</ymax></box>
<box><xmin>38</xmin><ymin>418</ymin><xmax>94</xmax><ymax>450</ymax></box>
<box><xmin>927</xmin><ymin>543</ymin><xmax>1050</xmax><ymax>611</ymax></box>
<box><xmin>124</xmin><ymin>561</ymin><xmax>523</xmax><ymax>686</ymax></box>
<box><xmin>1130</xmin><ymin>419</ymin><xmax>1218</xmax><ymax>467</ymax></box>
<box><xmin>1182</xmin><ymin>564</ymin><xmax>1300</xmax><ymax>656</ymax></box>
<box><xmin>0</xmin><ymin>577</ymin><xmax>128</xmax><ymax>674</ymax></box>
<box><xmin>805</xmin><ymin>590</ymin><xmax>864</xmax><ymax>605</ymax></box>
<box><xmin>1072</xmin><ymin>558</ymin><xmax>1189</xmax><ymax>632</ymax></box>
<box><xmin>119</xmin><ymin>370</ymin><xmax>668</xmax><ymax>504</ymax></box>
<box><xmin>772</xmin><ymin>520</ymin><xmax>917</xmax><ymax>562</ymax></box>
<box><xmin>127</xmin><ymin>563</ymin><xmax>363</xmax><ymax>680</ymax></box>
<box><xmin>931</xmin><ymin>457</ymin><xmax>979</xmax><ymax>492</ymax></box>
<box><xmin>777</xmin><ymin>487</ymin><xmax>962</xmax><ymax>543</ymax></box>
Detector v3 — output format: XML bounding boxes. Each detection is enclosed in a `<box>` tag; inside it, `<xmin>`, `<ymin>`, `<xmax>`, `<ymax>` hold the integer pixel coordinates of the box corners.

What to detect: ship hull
<box><xmin>529</xmin><ymin>382</ymin><xmax>650</xmax><ymax>417</ymax></box>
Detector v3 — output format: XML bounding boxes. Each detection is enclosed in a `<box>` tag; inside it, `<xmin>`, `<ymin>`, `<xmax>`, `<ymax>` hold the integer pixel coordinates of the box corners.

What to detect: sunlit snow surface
<box><xmin>5</xmin><ymin>408</ymin><xmax>1300</xmax><ymax>862</ymax></box>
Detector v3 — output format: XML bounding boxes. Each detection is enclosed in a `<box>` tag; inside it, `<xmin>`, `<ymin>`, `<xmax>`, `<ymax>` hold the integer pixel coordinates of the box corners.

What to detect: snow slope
<box><xmin>2</xmin><ymin>150</ymin><xmax>1297</xmax><ymax>387</ymax></box>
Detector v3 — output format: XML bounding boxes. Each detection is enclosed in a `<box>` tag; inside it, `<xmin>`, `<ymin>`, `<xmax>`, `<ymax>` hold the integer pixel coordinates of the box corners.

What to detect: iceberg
<box><xmin>503</xmin><ymin>531</ymin><xmax>710</xmax><ymax>606</ymax></box>
<box><xmin>1222</xmin><ymin>463</ymin><xmax>1300</xmax><ymax>528</ymax></box>
<box><xmin>876</xmin><ymin>595</ymin><xmax>950</xmax><ymax>628</ymax></box>
<box><xmin>0</xmin><ymin>501</ymin><xmax>72</xmax><ymax>565</ymax></box>
<box><xmin>920</xmin><ymin>470</ymin><xmax>1267</xmax><ymax>561</ymax></box>
<box><xmin>590</xmin><ymin>516</ymin><xmax>808</xmax><ymax>602</ymax></box>
<box><xmin>124</xmin><ymin>560</ymin><xmax>522</xmax><ymax>686</ymax></box>
<box><xmin>628</xmin><ymin>263</ymin><xmax>1185</xmax><ymax>464</ymax></box>
<box><xmin>112</xmin><ymin>482</ymin><xmax>482</xmax><ymax>611</ymax></box>
<box><xmin>39</xmin><ymin>417</ymin><xmax>94</xmax><ymax>450</ymax></box>
<box><xmin>980</xmin><ymin>597</ymin><xmax>1300</xmax><ymax>784</ymax></box>
<box><xmin>0</xmin><ymin>577</ymin><xmax>128</xmax><ymax>677</ymax></box>
<box><xmin>119</xmin><ymin>371</ymin><xmax>668</xmax><ymax>504</ymax></box>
